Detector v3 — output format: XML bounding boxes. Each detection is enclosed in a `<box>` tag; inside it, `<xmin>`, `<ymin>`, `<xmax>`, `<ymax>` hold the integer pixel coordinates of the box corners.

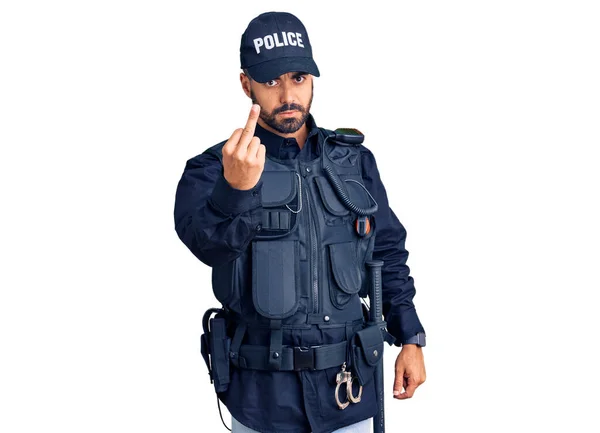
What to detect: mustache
<box><xmin>273</xmin><ymin>103</ymin><xmax>305</xmax><ymax>115</ymax></box>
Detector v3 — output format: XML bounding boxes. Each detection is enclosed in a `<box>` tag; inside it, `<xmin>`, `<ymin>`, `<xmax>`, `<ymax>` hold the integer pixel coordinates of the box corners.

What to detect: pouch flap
<box><xmin>315</xmin><ymin>177</ymin><xmax>349</xmax><ymax>216</ymax></box>
<box><xmin>355</xmin><ymin>325</ymin><xmax>384</xmax><ymax>367</ymax></box>
<box><xmin>328</xmin><ymin>242</ymin><xmax>361</xmax><ymax>294</ymax></box>
<box><xmin>342</xmin><ymin>177</ymin><xmax>372</xmax><ymax>209</ymax></box>
<box><xmin>252</xmin><ymin>240</ymin><xmax>299</xmax><ymax>319</ymax></box>
<box><xmin>261</xmin><ymin>171</ymin><xmax>297</xmax><ymax>207</ymax></box>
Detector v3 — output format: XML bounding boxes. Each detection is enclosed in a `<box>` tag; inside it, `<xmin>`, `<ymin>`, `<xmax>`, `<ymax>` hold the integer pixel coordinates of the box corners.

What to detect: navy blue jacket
<box><xmin>174</xmin><ymin>115</ymin><xmax>425</xmax><ymax>433</ymax></box>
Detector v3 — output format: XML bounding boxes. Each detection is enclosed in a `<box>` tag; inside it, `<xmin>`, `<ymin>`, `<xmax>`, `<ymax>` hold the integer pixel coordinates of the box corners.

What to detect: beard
<box><xmin>251</xmin><ymin>83</ymin><xmax>313</xmax><ymax>134</ymax></box>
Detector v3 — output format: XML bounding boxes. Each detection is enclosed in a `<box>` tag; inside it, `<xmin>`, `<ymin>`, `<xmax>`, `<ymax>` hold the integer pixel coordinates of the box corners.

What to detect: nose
<box><xmin>279</xmin><ymin>81</ymin><xmax>295</xmax><ymax>106</ymax></box>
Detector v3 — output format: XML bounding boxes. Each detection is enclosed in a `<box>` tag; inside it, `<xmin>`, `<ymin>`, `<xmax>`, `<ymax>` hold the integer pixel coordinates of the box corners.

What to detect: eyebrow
<box><xmin>267</xmin><ymin>72</ymin><xmax>308</xmax><ymax>82</ymax></box>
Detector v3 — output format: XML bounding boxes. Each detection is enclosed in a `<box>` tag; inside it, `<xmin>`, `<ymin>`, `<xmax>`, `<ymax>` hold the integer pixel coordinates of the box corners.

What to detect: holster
<box><xmin>201</xmin><ymin>308</ymin><xmax>231</xmax><ymax>394</ymax></box>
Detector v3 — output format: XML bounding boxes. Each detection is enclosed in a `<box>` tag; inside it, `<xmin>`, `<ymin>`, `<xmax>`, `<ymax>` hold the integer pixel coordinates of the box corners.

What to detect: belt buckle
<box><xmin>293</xmin><ymin>346</ymin><xmax>315</xmax><ymax>371</ymax></box>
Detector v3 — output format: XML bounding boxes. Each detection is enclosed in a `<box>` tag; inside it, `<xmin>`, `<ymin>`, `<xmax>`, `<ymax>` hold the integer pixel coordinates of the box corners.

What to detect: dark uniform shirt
<box><xmin>174</xmin><ymin>114</ymin><xmax>425</xmax><ymax>433</ymax></box>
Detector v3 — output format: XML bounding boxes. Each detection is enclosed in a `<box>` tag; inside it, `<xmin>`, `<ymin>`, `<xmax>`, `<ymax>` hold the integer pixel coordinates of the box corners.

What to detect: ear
<box><xmin>240</xmin><ymin>72</ymin><xmax>252</xmax><ymax>98</ymax></box>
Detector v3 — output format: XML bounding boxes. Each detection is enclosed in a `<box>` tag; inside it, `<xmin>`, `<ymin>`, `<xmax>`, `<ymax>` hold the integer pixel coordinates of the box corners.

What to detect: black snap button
<box><xmin>252</xmin><ymin>190</ymin><xmax>258</xmax><ymax>197</ymax></box>
<box><xmin>324</xmin><ymin>315</ymin><xmax>330</xmax><ymax>322</ymax></box>
<box><xmin>256</xmin><ymin>224</ymin><xmax>262</xmax><ymax>232</ymax></box>
<box><xmin>305</xmin><ymin>167</ymin><xmax>311</xmax><ymax>173</ymax></box>
<box><xmin>272</xmin><ymin>352</ymin><xmax>280</xmax><ymax>359</ymax></box>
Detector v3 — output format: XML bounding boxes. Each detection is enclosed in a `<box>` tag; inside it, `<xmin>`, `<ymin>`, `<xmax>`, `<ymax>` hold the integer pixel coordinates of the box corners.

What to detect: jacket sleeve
<box><xmin>360</xmin><ymin>147</ymin><xmax>426</xmax><ymax>346</ymax></box>
<box><xmin>173</xmin><ymin>147</ymin><xmax>263</xmax><ymax>267</ymax></box>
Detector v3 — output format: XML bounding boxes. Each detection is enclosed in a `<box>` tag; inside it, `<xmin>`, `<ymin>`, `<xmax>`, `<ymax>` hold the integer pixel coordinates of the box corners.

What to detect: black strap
<box><xmin>238</xmin><ymin>340</ymin><xmax>347</xmax><ymax>371</ymax></box>
<box><xmin>268</xmin><ymin>320</ymin><xmax>283</xmax><ymax>370</ymax></box>
<box><xmin>345</xmin><ymin>323</ymin><xmax>353</xmax><ymax>340</ymax></box>
<box><xmin>229</xmin><ymin>322</ymin><xmax>247</xmax><ymax>368</ymax></box>
<box><xmin>383</xmin><ymin>329</ymin><xmax>396</xmax><ymax>346</ymax></box>
<box><xmin>345</xmin><ymin>322</ymin><xmax>355</xmax><ymax>367</ymax></box>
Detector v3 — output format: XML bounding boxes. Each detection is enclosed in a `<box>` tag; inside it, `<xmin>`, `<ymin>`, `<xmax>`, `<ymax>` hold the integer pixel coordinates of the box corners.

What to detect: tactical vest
<box><xmin>201</xmin><ymin>128</ymin><xmax>388</xmax><ymax>391</ymax></box>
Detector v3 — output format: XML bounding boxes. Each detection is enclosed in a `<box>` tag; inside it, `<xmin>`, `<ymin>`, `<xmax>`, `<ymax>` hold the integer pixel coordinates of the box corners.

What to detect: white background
<box><xmin>1</xmin><ymin>1</ymin><xmax>599</xmax><ymax>432</ymax></box>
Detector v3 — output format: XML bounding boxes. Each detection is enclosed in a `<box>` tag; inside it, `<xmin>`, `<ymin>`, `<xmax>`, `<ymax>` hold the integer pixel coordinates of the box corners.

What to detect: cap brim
<box><xmin>246</xmin><ymin>57</ymin><xmax>320</xmax><ymax>83</ymax></box>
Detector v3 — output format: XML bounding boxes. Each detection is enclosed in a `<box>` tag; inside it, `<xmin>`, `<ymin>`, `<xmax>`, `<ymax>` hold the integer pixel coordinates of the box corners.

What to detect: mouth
<box><xmin>278</xmin><ymin>110</ymin><xmax>298</xmax><ymax>117</ymax></box>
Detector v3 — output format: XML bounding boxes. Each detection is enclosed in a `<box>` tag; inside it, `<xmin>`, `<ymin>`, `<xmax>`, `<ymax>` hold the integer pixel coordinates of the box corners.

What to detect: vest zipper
<box><xmin>301</xmin><ymin>165</ymin><xmax>319</xmax><ymax>314</ymax></box>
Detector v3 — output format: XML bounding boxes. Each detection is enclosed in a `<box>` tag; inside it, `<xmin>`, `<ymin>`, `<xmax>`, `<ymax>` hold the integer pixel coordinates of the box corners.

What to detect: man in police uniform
<box><xmin>174</xmin><ymin>11</ymin><xmax>426</xmax><ymax>433</ymax></box>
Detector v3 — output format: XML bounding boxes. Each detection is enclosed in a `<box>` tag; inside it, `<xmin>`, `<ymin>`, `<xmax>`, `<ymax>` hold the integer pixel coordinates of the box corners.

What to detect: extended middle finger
<box><xmin>239</xmin><ymin>104</ymin><xmax>260</xmax><ymax>148</ymax></box>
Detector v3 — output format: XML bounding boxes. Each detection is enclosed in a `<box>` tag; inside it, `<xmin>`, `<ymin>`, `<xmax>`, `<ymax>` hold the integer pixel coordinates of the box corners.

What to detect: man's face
<box><xmin>245</xmin><ymin>72</ymin><xmax>313</xmax><ymax>134</ymax></box>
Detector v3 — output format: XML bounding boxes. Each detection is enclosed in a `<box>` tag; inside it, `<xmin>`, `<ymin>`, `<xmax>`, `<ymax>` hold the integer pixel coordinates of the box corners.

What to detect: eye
<box><xmin>294</xmin><ymin>75</ymin><xmax>306</xmax><ymax>83</ymax></box>
<box><xmin>265</xmin><ymin>79</ymin><xmax>278</xmax><ymax>87</ymax></box>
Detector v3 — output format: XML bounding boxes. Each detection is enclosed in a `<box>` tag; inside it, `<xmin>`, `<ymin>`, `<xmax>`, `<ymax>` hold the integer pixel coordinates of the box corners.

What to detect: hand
<box><xmin>222</xmin><ymin>104</ymin><xmax>266</xmax><ymax>190</ymax></box>
<box><xmin>393</xmin><ymin>345</ymin><xmax>426</xmax><ymax>399</ymax></box>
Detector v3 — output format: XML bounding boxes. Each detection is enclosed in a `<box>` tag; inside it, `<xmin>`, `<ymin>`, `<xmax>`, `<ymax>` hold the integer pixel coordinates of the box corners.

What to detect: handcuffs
<box><xmin>334</xmin><ymin>362</ymin><xmax>363</xmax><ymax>410</ymax></box>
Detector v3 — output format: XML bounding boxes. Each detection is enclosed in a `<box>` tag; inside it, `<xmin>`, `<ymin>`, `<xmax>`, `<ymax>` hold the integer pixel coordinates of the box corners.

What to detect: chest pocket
<box><xmin>314</xmin><ymin>173</ymin><xmax>373</xmax><ymax>226</ymax></box>
<box><xmin>314</xmin><ymin>176</ymin><xmax>350</xmax><ymax>218</ymax></box>
<box><xmin>257</xmin><ymin>170</ymin><xmax>300</xmax><ymax>239</ymax></box>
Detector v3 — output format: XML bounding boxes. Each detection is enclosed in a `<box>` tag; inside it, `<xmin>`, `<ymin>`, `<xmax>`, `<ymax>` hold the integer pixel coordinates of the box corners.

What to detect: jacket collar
<box><xmin>254</xmin><ymin>114</ymin><xmax>321</xmax><ymax>160</ymax></box>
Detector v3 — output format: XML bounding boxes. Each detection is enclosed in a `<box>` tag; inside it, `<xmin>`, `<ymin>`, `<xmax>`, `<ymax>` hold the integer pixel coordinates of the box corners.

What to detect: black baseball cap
<box><xmin>240</xmin><ymin>11</ymin><xmax>320</xmax><ymax>83</ymax></box>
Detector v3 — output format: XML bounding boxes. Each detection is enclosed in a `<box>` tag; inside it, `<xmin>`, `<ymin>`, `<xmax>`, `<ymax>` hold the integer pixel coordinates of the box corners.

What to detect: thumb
<box><xmin>393</xmin><ymin>365</ymin><xmax>406</xmax><ymax>397</ymax></box>
<box><xmin>396</xmin><ymin>375</ymin><xmax>417</xmax><ymax>400</ymax></box>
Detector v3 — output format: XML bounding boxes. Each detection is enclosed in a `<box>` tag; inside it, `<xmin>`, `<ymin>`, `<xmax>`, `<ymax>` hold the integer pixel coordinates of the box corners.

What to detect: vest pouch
<box><xmin>351</xmin><ymin>324</ymin><xmax>384</xmax><ymax>386</ymax></box>
<box><xmin>314</xmin><ymin>174</ymin><xmax>373</xmax><ymax>226</ymax></box>
<box><xmin>314</xmin><ymin>177</ymin><xmax>350</xmax><ymax>223</ymax></box>
<box><xmin>340</xmin><ymin>175</ymin><xmax>372</xmax><ymax>210</ymax></box>
<box><xmin>212</xmin><ymin>256</ymin><xmax>245</xmax><ymax>306</ymax></box>
<box><xmin>258</xmin><ymin>170</ymin><xmax>300</xmax><ymax>239</ymax></box>
<box><xmin>328</xmin><ymin>242</ymin><xmax>362</xmax><ymax>309</ymax></box>
<box><xmin>252</xmin><ymin>240</ymin><xmax>299</xmax><ymax>319</ymax></box>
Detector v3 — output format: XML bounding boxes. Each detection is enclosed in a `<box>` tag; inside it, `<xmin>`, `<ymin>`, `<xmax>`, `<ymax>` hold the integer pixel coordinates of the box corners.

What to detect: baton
<box><xmin>366</xmin><ymin>260</ymin><xmax>385</xmax><ymax>433</ymax></box>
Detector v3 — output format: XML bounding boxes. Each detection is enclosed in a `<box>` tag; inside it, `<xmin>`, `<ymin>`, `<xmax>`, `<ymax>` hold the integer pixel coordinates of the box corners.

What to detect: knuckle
<box><xmin>229</xmin><ymin>129</ymin><xmax>242</xmax><ymax>141</ymax></box>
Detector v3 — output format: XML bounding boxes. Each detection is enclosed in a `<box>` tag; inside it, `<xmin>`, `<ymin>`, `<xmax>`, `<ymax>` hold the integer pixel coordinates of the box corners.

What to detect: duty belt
<box><xmin>232</xmin><ymin>341</ymin><xmax>347</xmax><ymax>371</ymax></box>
